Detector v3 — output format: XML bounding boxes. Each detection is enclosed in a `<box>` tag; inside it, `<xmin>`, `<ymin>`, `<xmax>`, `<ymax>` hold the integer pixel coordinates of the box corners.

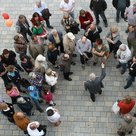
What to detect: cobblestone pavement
<box><xmin>0</xmin><ymin>0</ymin><xmax>136</xmax><ymax>136</ymax></box>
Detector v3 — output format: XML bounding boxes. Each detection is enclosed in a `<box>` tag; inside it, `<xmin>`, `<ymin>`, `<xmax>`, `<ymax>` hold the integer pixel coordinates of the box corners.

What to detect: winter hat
<box><xmin>67</xmin><ymin>32</ymin><xmax>75</xmax><ymax>40</ymax></box>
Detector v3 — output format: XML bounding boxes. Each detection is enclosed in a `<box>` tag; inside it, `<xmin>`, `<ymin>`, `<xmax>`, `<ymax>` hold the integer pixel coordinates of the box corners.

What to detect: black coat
<box><xmin>90</xmin><ymin>0</ymin><xmax>107</xmax><ymax>11</ymax></box>
<box><xmin>128</xmin><ymin>61</ymin><xmax>136</xmax><ymax>76</ymax></box>
<box><xmin>112</xmin><ymin>0</ymin><xmax>130</xmax><ymax>9</ymax></box>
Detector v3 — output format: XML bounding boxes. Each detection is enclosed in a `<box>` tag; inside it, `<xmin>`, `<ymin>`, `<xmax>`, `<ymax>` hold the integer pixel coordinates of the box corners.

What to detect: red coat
<box><xmin>118</xmin><ymin>99</ymin><xmax>135</xmax><ymax>114</ymax></box>
<box><xmin>79</xmin><ymin>11</ymin><xmax>93</xmax><ymax>30</ymax></box>
<box><xmin>42</xmin><ymin>91</ymin><xmax>53</xmax><ymax>103</ymax></box>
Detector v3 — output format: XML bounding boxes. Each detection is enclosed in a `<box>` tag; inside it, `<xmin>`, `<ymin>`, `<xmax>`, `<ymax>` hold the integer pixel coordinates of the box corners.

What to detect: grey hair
<box><xmin>119</xmin><ymin>44</ymin><xmax>126</xmax><ymax>50</ymax></box>
<box><xmin>51</xmin><ymin>29</ymin><xmax>57</xmax><ymax>34</ymax></box>
<box><xmin>89</xmin><ymin>73</ymin><xmax>96</xmax><ymax>80</ymax></box>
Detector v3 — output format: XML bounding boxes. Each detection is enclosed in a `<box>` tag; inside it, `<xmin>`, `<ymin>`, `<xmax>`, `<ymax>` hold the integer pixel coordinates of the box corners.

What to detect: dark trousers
<box><xmin>63</xmin><ymin>72</ymin><xmax>70</xmax><ymax>79</ymax></box>
<box><xmin>21</xmin><ymin>29</ymin><xmax>32</xmax><ymax>43</ymax></box>
<box><xmin>90</xmin><ymin>93</ymin><xmax>95</xmax><ymax>102</ymax></box>
<box><xmin>125</xmin><ymin>75</ymin><xmax>135</xmax><ymax>88</ymax></box>
<box><xmin>109</xmin><ymin>43</ymin><xmax>118</xmax><ymax>54</ymax></box>
<box><xmin>93</xmin><ymin>10</ymin><xmax>107</xmax><ymax>24</ymax></box>
<box><xmin>80</xmin><ymin>52</ymin><xmax>92</xmax><ymax>64</ymax></box>
<box><xmin>32</xmin><ymin>98</ymin><xmax>43</xmax><ymax>112</ymax></box>
<box><xmin>1</xmin><ymin>74</ymin><xmax>11</xmax><ymax>86</ymax></box>
<box><xmin>13</xmin><ymin>61</ymin><xmax>24</xmax><ymax>72</ymax></box>
<box><xmin>56</xmin><ymin>42</ymin><xmax>64</xmax><ymax>53</ymax></box>
<box><xmin>116</xmin><ymin>8</ymin><xmax>125</xmax><ymax>19</ymax></box>
<box><xmin>51</xmin><ymin>85</ymin><xmax>55</xmax><ymax>93</ymax></box>
<box><xmin>118</xmin><ymin>62</ymin><xmax>127</xmax><ymax>71</ymax></box>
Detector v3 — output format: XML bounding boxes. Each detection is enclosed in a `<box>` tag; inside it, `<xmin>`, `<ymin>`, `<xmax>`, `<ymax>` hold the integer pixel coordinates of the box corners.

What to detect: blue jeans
<box><xmin>69</xmin><ymin>11</ymin><xmax>74</xmax><ymax>19</ymax></box>
<box><xmin>125</xmin><ymin>75</ymin><xmax>135</xmax><ymax>88</ymax></box>
<box><xmin>32</xmin><ymin>98</ymin><xmax>43</xmax><ymax>112</ymax></box>
<box><xmin>93</xmin><ymin>10</ymin><xmax>107</xmax><ymax>23</ymax></box>
<box><xmin>120</xmin><ymin>62</ymin><xmax>127</xmax><ymax>71</ymax></box>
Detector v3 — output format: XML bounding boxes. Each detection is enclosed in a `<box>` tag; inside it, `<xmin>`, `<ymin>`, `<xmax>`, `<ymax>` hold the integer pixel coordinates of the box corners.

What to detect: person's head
<box><xmin>18</xmin><ymin>15</ymin><xmax>26</xmax><ymax>23</ymax></box>
<box><xmin>47</xmin><ymin>109</ymin><xmax>54</xmax><ymax>116</ymax></box>
<box><xmin>7</xmin><ymin>65</ymin><xmax>15</xmax><ymax>72</ymax></box>
<box><xmin>81</xmin><ymin>36</ymin><xmax>87</xmax><ymax>44</ymax></box>
<box><xmin>2</xmin><ymin>49</ymin><xmax>9</xmax><ymax>58</ymax></box>
<box><xmin>32</xmin><ymin>12</ymin><xmax>40</xmax><ymax>21</ymax></box>
<box><xmin>0</xmin><ymin>103</ymin><xmax>8</xmax><ymax>110</ymax></box>
<box><xmin>51</xmin><ymin>29</ymin><xmax>58</xmax><ymax>37</ymax></box>
<box><xmin>19</xmin><ymin>54</ymin><xmax>27</xmax><ymax>62</ymax></box>
<box><xmin>95</xmin><ymin>38</ymin><xmax>103</xmax><ymax>45</ymax></box>
<box><xmin>89</xmin><ymin>73</ymin><xmax>96</xmax><ymax>80</ymax></box>
<box><xmin>36</xmin><ymin>0</ymin><xmax>41</xmax><ymax>8</ymax></box>
<box><xmin>133</xmin><ymin>3</ymin><xmax>136</xmax><ymax>12</ymax></box>
<box><xmin>30</xmin><ymin>123</ymin><xmax>38</xmax><ymax>130</ymax></box>
<box><xmin>64</xmin><ymin>0</ymin><xmax>69</xmax><ymax>3</ymax></box>
<box><xmin>17</xmin><ymin>97</ymin><xmax>26</xmax><ymax>104</ymax></box>
<box><xmin>31</xmin><ymin>35</ymin><xmax>38</xmax><ymax>42</ymax></box>
<box><xmin>36</xmin><ymin>54</ymin><xmax>46</xmax><ymax>63</ymax></box>
<box><xmin>46</xmin><ymin>68</ymin><xmax>52</xmax><ymax>76</ymax></box>
<box><xmin>132</xmin><ymin>56</ymin><xmax>136</xmax><ymax>62</ymax></box>
<box><xmin>63</xmin><ymin>53</ymin><xmax>69</xmax><ymax>60</ymax></box>
<box><xmin>124</xmin><ymin>95</ymin><xmax>132</xmax><ymax>104</ymax></box>
<box><xmin>67</xmin><ymin>32</ymin><xmax>75</xmax><ymax>41</ymax></box>
<box><xmin>48</xmin><ymin>43</ymin><xmax>55</xmax><ymax>51</ymax></box>
<box><xmin>63</xmin><ymin>12</ymin><xmax>69</xmax><ymax>19</ymax></box>
<box><xmin>79</xmin><ymin>9</ymin><xmax>86</xmax><ymax>17</ymax></box>
<box><xmin>6</xmin><ymin>83</ymin><xmax>13</xmax><ymax>91</ymax></box>
<box><xmin>124</xmin><ymin>114</ymin><xmax>132</xmax><ymax>123</ymax></box>
<box><xmin>16</xmin><ymin>112</ymin><xmax>25</xmax><ymax>119</ymax></box>
<box><xmin>14</xmin><ymin>35</ymin><xmax>20</xmax><ymax>42</ymax></box>
<box><xmin>110</xmin><ymin>26</ymin><xmax>118</xmax><ymax>33</ymax></box>
<box><xmin>119</xmin><ymin>44</ymin><xmax>126</xmax><ymax>51</ymax></box>
<box><xmin>89</xmin><ymin>23</ymin><xmax>96</xmax><ymax>31</ymax></box>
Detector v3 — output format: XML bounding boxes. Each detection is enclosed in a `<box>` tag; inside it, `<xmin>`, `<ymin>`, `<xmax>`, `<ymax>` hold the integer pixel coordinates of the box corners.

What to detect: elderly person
<box><xmin>117</xmin><ymin>114</ymin><xmax>136</xmax><ymax>136</ymax></box>
<box><xmin>76</xmin><ymin>36</ymin><xmax>92</xmax><ymax>68</ymax></box>
<box><xmin>90</xmin><ymin>0</ymin><xmax>108</xmax><ymax>27</ymax></box>
<box><xmin>118</xmin><ymin>95</ymin><xmax>135</xmax><ymax>115</ymax></box>
<box><xmin>46</xmin><ymin>106</ymin><xmax>61</xmax><ymax>126</ymax></box>
<box><xmin>34</xmin><ymin>54</ymin><xmax>48</xmax><ymax>75</ymax></box>
<box><xmin>34</xmin><ymin>0</ymin><xmax>53</xmax><ymax>29</ymax></box>
<box><xmin>92</xmin><ymin>38</ymin><xmax>108</xmax><ymax>66</ymax></box>
<box><xmin>124</xmin><ymin>56</ymin><xmax>136</xmax><ymax>89</ymax></box>
<box><xmin>48</xmin><ymin>29</ymin><xmax>64</xmax><ymax>53</ymax></box>
<box><xmin>29</xmin><ymin>35</ymin><xmax>45</xmax><ymax>60</ymax></box>
<box><xmin>85</xmin><ymin>23</ymin><xmax>102</xmax><ymax>45</ymax></box>
<box><xmin>61</xmin><ymin>13</ymin><xmax>79</xmax><ymax>34</ymax></box>
<box><xmin>13</xmin><ymin>112</ymin><xmax>30</xmax><ymax>134</ymax></box>
<box><xmin>60</xmin><ymin>0</ymin><xmax>75</xmax><ymax>18</ymax></box>
<box><xmin>84</xmin><ymin>63</ymin><xmax>106</xmax><ymax>102</ymax></box>
<box><xmin>27</xmin><ymin>121</ymin><xmax>47</xmax><ymax>136</ymax></box>
<box><xmin>60</xmin><ymin>54</ymin><xmax>73</xmax><ymax>81</ymax></box>
<box><xmin>63</xmin><ymin>32</ymin><xmax>76</xmax><ymax>65</ymax></box>
<box><xmin>116</xmin><ymin>44</ymin><xmax>132</xmax><ymax>74</ymax></box>
<box><xmin>79</xmin><ymin>9</ymin><xmax>93</xmax><ymax>31</ymax></box>
<box><xmin>14</xmin><ymin>34</ymin><xmax>27</xmax><ymax>55</ymax></box>
<box><xmin>16</xmin><ymin>15</ymin><xmax>32</xmax><ymax>43</ymax></box>
<box><xmin>112</xmin><ymin>0</ymin><xmax>130</xmax><ymax>23</ymax></box>
<box><xmin>106</xmin><ymin>26</ymin><xmax>122</xmax><ymax>58</ymax></box>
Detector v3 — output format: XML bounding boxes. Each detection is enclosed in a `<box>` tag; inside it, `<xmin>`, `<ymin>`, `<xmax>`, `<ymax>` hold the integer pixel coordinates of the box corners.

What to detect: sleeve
<box><xmin>84</xmin><ymin>82</ymin><xmax>88</xmax><ymax>91</ymax></box>
<box><xmin>16</xmin><ymin>24</ymin><xmax>21</xmax><ymax>33</ymax></box>
<box><xmin>106</xmin><ymin>32</ymin><xmax>111</xmax><ymax>38</ymax></box>
<box><xmin>76</xmin><ymin>41</ymin><xmax>82</xmax><ymax>55</ymax></box>
<box><xmin>99</xmin><ymin>68</ymin><xmax>106</xmax><ymax>81</ymax></box>
<box><xmin>59</xmin><ymin>2</ymin><xmax>63</xmax><ymax>9</ymax></box>
<box><xmin>88</xmin><ymin>40</ymin><xmax>92</xmax><ymax>52</ymax></box>
<box><xmin>86</xmin><ymin>12</ymin><xmax>93</xmax><ymax>23</ymax></box>
<box><xmin>89</xmin><ymin>0</ymin><xmax>93</xmax><ymax>10</ymax></box>
<box><xmin>97</xmin><ymin>26</ymin><xmax>102</xmax><ymax>33</ymax></box>
<box><xmin>113</xmin><ymin>35</ymin><xmax>120</xmax><ymax>44</ymax></box>
<box><xmin>34</xmin><ymin>6</ymin><xmax>42</xmax><ymax>16</ymax></box>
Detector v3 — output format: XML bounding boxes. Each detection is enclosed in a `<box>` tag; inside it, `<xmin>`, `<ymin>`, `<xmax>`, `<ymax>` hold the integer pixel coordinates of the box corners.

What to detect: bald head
<box><xmin>90</xmin><ymin>24</ymin><xmax>96</xmax><ymax>31</ymax></box>
<box><xmin>16</xmin><ymin>112</ymin><xmax>25</xmax><ymax>119</ymax></box>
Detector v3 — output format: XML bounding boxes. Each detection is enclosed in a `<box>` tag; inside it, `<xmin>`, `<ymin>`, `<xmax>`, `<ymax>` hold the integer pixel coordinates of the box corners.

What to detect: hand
<box><xmin>101</xmin><ymin>63</ymin><xmax>105</xmax><ymax>68</ymax></box>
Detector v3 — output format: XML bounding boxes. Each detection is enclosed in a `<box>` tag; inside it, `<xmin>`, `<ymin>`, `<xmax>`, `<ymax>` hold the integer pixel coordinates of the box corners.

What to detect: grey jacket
<box><xmin>84</xmin><ymin>67</ymin><xmax>106</xmax><ymax>94</ymax></box>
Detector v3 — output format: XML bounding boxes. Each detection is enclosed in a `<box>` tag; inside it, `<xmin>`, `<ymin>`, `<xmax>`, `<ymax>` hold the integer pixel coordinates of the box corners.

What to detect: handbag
<box><xmin>112</xmin><ymin>101</ymin><xmax>120</xmax><ymax>114</ymax></box>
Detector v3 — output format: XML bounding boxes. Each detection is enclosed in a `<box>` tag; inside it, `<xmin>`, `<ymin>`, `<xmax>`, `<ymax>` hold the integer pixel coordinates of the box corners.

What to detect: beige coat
<box><xmin>29</xmin><ymin>41</ymin><xmax>45</xmax><ymax>60</ymax></box>
<box><xmin>63</xmin><ymin>34</ymin><xmax>75</xmax><ymax>54</ymax></box>
<box><xmin>118</xmin><ymin>117</ymin><xmax>136</xmax><ymax>133</ymax></box>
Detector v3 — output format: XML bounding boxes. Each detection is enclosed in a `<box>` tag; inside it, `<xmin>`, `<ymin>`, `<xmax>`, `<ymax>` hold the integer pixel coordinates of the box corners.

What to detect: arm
<box><xmin>88</xmin><ymin>40</ymin><xmax>92</xmax><ymax>52</ymax></box>
<box><xmin>34</xmin><ymin>6</ymin><xmax>42</xmax><ymax>16</ymax></box>
<box><xmin>76</xmin><ymin>41</ymin><xmax>82</xmax><ymax>55</ymax></box>
<box><xmin>89</xmin><ymin>0</ymin><xmax>93</xmax><ymax>10</ymax></box>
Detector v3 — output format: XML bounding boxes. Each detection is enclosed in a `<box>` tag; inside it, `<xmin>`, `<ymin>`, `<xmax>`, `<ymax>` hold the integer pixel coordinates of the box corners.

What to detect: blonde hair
<box><xmin>110</xmin><ymin>26</ymin><xmax>118</xmax><ymax>33</ymax></box>
<box><xmin>0</xmin><ymin>103</ymin><xmax>8</xmax><ymax>110</ymax></box>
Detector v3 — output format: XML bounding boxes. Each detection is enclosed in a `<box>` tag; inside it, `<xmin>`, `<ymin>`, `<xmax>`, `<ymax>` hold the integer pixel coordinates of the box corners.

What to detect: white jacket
<box><xmin>27</xmin><ymin>121</ymin><xmax>44</xmax><ymax>136</ymax></box>
<box><xmin>117</xmin><ymin>44</ymin><xmax>132</xmax><ymax>63</ymax></box>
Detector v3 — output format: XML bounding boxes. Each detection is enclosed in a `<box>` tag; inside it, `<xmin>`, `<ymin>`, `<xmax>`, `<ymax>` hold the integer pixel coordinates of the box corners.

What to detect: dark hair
<box><xmin>6</xmin><ymin>84</ymin><xmax>13</xmax><ymax>91</ymax></box>
<box><xmin>80</xmin><ymin>9</ymin><xmax>85</xmax><ymax>16</ymax></box>
<box><xmin>14</xmin><ymin>35</ymin><xmax>19</xmax><ymax>41</ymax></box>
<box><xmin>19</xmin><ymin>53</ymin><xmax>26</xmax><ymax>61</ymax></box>
<box><xmin>18</xmin><ymin>15</ymin><xmax>25</xmax><ymax>20</ymax></box>
<box><xmin>32</xmin><ymin>12</ymin><xmax>40</xmax><ymax>18</ymax></box>
<box><xmin>2</xmin><ymin>49</ymin><xmax>9</xmax><ymax>55</ymax></box>
<box><xmin>47</xmin><ymin>109</ymin><xmax>54</xmax><ymax>116</ymax></box>
<box><xmin>96</xmin><ymin>38</ymin><xmax>103</xmax><ymax>45</ymax></box>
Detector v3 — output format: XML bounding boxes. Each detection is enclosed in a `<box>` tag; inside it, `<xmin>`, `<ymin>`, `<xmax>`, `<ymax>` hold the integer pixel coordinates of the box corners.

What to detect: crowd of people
<box><xmin>0</xmin><ymin>0</ymin><xmax>136</xmax><ymax>136</ymax></box>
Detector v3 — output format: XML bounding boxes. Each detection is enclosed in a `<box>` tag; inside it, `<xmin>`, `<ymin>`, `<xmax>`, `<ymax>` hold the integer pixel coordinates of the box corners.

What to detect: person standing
<box><xmin>90</xmin><ymin>0</ymin><xmax>108</xmax><ymax>27</ymax></box>
<box><xmin>76</xmin><ymin>36</ymin><xmax>92</xmax><ymax>68</ymax></box>
<box><xmin>16</xmin><ymin>15</ymin><xmax>32</xmax><ymax>43</ymax></box>
<box><xmin>124</xmin><ymin>56</ymin><xmax>136</xmax><ymax>89</ymax></box>
<box><xmin>34</xmin><ymin>0</ymin><xmax>53</xmax><ymax>29</ymax></box>
<box><xmin>112</xmin><ymin>0</ymin><xmax>130</xmax><ymax>23</ymax></box>
<box><xmin>60</xmin><ymin>0</ymin><xmax>75</xmax><ymax>18</ymax></box>
<box><xmin>84</xmin><ymin>63</ymin><xmax>106</xmax><ymax>102</ymax></box>
<box><xmin>117</xmin><ymin>114</ymin><xmax>136</xmax><ymax>136</ymax></box>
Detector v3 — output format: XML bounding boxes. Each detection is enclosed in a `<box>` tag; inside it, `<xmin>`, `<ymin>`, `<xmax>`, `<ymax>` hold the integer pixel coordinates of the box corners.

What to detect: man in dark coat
<box><xmin>112</xmin><ymin>0</ymin><xmax>130</xmax><ymax>22</ymax></box>
<box><xmin>84</xmin><ymin>63</ymin><xmax>106</xmax><ymax>102</ymax></box>
<box><xmin>124</xmin><ymin>56</ymin><xmax>136</xmax><ymax>89</ymax></box>
<box><xmin>90</xmin><ymin>0</ymin><xmax>108</xmax><ymax>27</ymax></box>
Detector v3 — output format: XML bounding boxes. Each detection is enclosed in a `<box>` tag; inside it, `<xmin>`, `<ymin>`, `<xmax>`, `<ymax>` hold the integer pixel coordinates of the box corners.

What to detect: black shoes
<box><xmin>121</xmin><ymin>69</ymin><xmax>125</xmax><ymax>75</ymax></box>
<box><xmin>65</xmin><ymin>77</ymin><xmax>72</xmax><ymax>81</ymax></box>
<box><xmin>71</xmin><ymin>61</ymin><xmax>76</xmax><ymax>65</ymax></box>
<box><xmin>73</xmin><ymin>54</ymin><xmax>77</xmax><ymax>57</ymax></box>
<box><xmin>69</xmin><ymin>72</ymin><xmax>73</xmax><ymax>75</ymax></box>
<box><xmin>93</xmin><ymin>62</ymin><xmax>97</xmax><ymax>66</ymax></box>
<box><xmin>47</xmin><ymin>25</ymin><xmax>53</xmax><ymax>29</ymax></box>
<box><xmin>116</xmin><ymin>64</ymin><xmax>121</xmax><ymax>68</ymax></box>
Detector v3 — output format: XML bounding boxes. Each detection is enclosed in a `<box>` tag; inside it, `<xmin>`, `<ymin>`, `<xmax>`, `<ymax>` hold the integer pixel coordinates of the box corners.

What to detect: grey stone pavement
<box><xmin>0</xmin><ymin>0</ymin><xmax>136</xmax><ymax>136</ymax></box>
